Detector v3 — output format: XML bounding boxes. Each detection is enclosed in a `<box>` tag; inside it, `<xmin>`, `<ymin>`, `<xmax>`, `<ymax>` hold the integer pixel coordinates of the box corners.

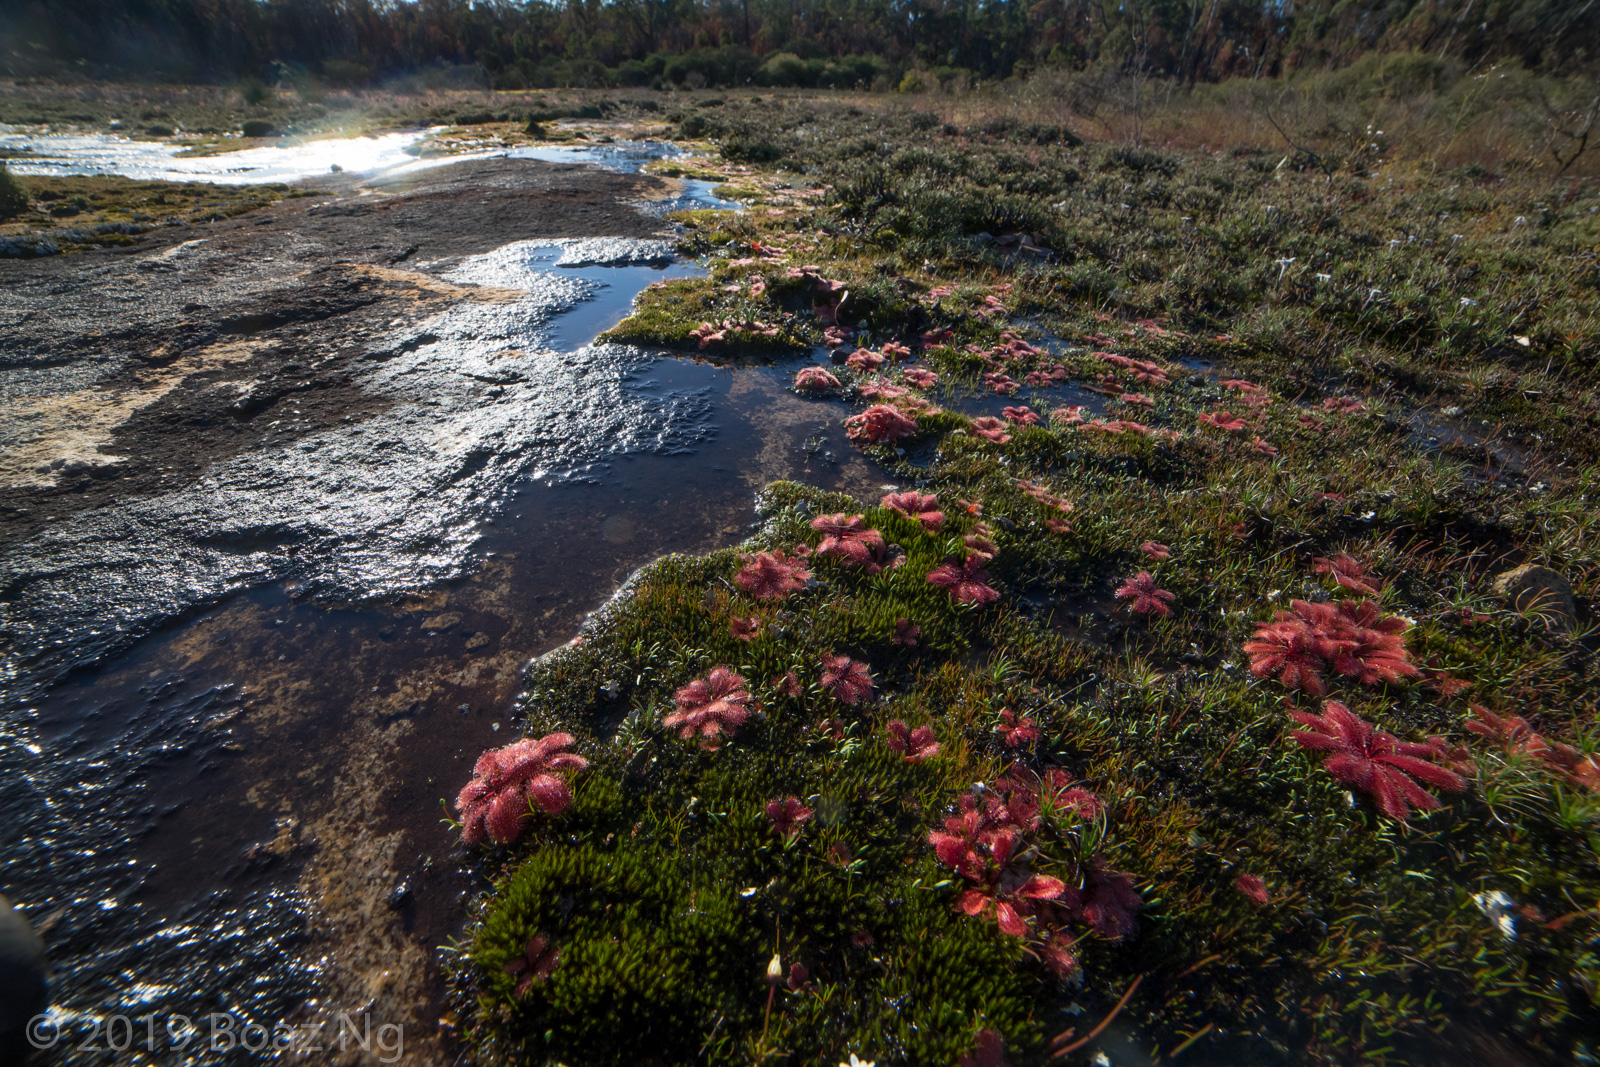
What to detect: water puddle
<box><xmin>1407</xmin><ymin>411</ymin><xmax>1545</xmax><ymax>484</ymax></box>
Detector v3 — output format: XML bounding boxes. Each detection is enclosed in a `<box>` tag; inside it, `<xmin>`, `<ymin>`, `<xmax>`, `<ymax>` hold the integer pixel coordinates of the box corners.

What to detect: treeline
<box><xmin>2</xmin><ymin>0</ymin><xmax>1595</xmax><ymax>89</ymax></box>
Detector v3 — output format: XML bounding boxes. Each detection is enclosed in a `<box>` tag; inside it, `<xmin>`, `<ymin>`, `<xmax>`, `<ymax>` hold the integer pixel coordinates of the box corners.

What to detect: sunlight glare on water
<box><xmin>0</xmin><ymin>129</ymin><xmax>745</xmax><ymax>201</ymax></box>
<box><xmin>0</xmin><ymin>128</ymin><xmax>434</xmax><ymax>183</ymax></box>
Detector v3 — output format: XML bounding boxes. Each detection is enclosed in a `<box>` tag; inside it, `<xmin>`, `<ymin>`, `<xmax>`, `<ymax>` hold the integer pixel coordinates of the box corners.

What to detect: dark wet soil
<box><xmin>0</xmin><ymin>154</ymin><xmax>890</xmax><ymax>1065</ymax></box>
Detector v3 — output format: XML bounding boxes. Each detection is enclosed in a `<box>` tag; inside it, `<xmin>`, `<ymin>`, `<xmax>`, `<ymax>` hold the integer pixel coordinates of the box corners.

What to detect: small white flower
<box><xmin>1315</xmin><ymin>272</ymin><xmax>1332</xmax><ymax>282</ymax></box>
<box><xmin>1459</xmin><ymin>298</ymin><xmax>1478</xmax><ymax>307</ymax></box>
<box><xmin>842</xmin><ymin>1055</ymin><xmax>876</xmax><ymax>1067</ymax></box>
<box><xmin>1473</xmin><ymin>890</ymin><xmax>1517</xmax><ymax>939</ymax></box>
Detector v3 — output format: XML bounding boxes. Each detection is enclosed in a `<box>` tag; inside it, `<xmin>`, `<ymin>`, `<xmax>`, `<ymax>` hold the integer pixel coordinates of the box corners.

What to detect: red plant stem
<box><xmin>1050</xmin><ymin>974</ymin><xmax>1143</xmax><ymax>1058</ymax></box>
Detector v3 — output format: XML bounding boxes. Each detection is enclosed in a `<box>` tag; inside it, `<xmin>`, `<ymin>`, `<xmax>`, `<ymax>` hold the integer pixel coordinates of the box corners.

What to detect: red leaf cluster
<box><xmin>766</xmin><ymin>796</ymin><xmax>814</xmax><ymax>840</ymax></box>
<box><xmin>811</xmin><ymin>513</ymin><xmax>884</xmax><ymax>564</ymax></box>
<box><xmin>1313</xmin><ymin>553</ymin><xmax>1381</xmax><ymax>596</ymax></box>
<box><xmin>820</xmin><ymin>653</ymin><xmax>875</xmax><ymax>705</ymax></box>
<box><xmin>1115</xmin><ymin>571</ymin><xmax>1175</xmax><ymax>617</ymax></box>
<box><xmin>1198</xmin><ymin>409</ymin><xmax>1249</xmax><ymax>432</ymax></box>
<box><xmin>996</xmin><ymin>709</ymin><xmax>1040</xmax><ymax>748</ymax></box>
<box><xmin>793</xmin><ymin>366</ymin><xmax>840</xmax><ymax>392</ymax></box>
<box><xmin>1245</xmin><ymin>599</ymin><xmax>1419</xmax><ymax>695</ymax></box>
<box><xmin>881</xmin><ymin>490</ymin><xmax>945</xmax><ymax>530</ymax></box>
<box><xmin>1234</xmin><ymin>874</ymin><xmax>1271</xmax><ymax>907</ymax></box>
<box><xmin>1289</xmin><ymin>701</ymin><xmax>1467</xmax><ymax>821</ymax></box>
<box><xmin>980</xmin><ymin>371</ymin><xmax>1020</xmax><ymax>394</ymax></box>
<box><xmin>970</xmin><ymin>416</ymin><xmax>1012</xmax><ymax>443</ymax></box>
<box><xmin>930</xmin><ymin>811</ymin><xmax>1065</xmax><ymax>936</ymax></box>
<box><xmin>1002</xmin><ymin>405</ymin><xmax>1039</xmax><ymax>425</ymax></box>
<box><xmin>689</xmin><ymin>318</ymin><xmax>782</xmax><ymax>348</ymax></box>
<box><xmin>856</xmin><ymin>377</ymin><xmax>909</xmax><ymax>401</ymax></box>
<box><xmin>457</xmin><ymin>733</ymin><xmax>589</xmax><ymax>845</ymax></box>
<box><xmin>886</xmin><ymin>720</ymin><xmax>940</xmax><ymax>761</ymax></box>
<box><xmin>845</xmin><ymin>403</ymin><xmax>917</xmax><ymax>444</ymax></box>
<box><xmin>929</xmin><ymin>774</ymin><xmax>1133</xmax><ymax>943</ymax></box>
<box><xmin>893</xmin><ymin>617</ymin><xmax>921</xmax><ymax>646</ymax></box>
<box><xmin>1080</xmin><ymin>417</ymin><xmax>1152</xmax><ymax>436</ymax></box>
<box><xmin>663</xmin><ymin>666</ymin><xmax>753</xmax><ymax>747</ymax></box>
<box><xmin>959</xmin><ymin>1029</ymin><xmax>1010</xmax><ymax>1067</ymax></box>
<box><xmin>1466</xmin><ymin>705</ymin><xmax>1600</xmax><ymax>793</ymax></box>
<box><xmin>927</xmin><ymin>555</ymin><xmax>1001</xmax><ymax>606</ymax></box>
<box><xmin>736</xmin><ymin>550</ymin><xmax>812</xmax><ymax>601</ymax></box>
<box><xmin>1097</xmin><ymin>351</ymin><xmax>1169</xmax><ymax>385</ymax></box>
<box><xmin>735</xmin><ymin>550</ymin><xmax>811</xmax><ymax>600</ymax></box>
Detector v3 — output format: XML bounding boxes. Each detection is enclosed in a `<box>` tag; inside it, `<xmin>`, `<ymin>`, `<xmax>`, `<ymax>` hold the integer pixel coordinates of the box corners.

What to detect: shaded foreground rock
<box><xmin>0</xmin><ymin>895</ymin><xmax>47</xmax><ymax>1067</ymax></box>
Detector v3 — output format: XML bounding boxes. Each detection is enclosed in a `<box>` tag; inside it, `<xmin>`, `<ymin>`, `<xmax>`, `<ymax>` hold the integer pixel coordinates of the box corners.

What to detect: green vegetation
<box><xmin>453</xmin><ymin>96</ymin><xmax>1600</xmax><ymax>1065</ymax></box>
<box><xmin>0</xmin><ymin>162</ymin><xmax>27</xmax><ymax>220</ymax></box>
<box><xmin>0</xmin><ymin>174</ymin><xmax>306</xmax><ymax>253</ymax></box>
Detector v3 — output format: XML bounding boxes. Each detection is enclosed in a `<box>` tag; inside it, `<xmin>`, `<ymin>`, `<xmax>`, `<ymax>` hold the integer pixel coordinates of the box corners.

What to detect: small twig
<box><xmin>1050</xmin><ymin>974</ymin><xmax>1144</xmax><ymax>1057</ymax></box>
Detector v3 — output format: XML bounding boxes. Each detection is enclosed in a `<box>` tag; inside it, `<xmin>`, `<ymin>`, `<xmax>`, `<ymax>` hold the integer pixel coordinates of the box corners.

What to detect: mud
<box><xmin>0</xmin><ymin>150</ymin><xmax>888</xmax><ymax>1065</ymax></box>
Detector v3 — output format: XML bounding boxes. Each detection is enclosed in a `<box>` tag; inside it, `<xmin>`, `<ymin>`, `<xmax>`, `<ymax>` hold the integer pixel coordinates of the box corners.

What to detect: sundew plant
<box><xmin>446</xmin><ymin>95</ymin><xmax>1600</xmax><ymax>1066</ymax></box>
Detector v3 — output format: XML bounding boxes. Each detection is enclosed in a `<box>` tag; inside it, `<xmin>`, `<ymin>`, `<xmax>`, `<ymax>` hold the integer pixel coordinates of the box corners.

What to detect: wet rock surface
<box><xmin>0</xmin><ymin>158</ymin><xmax>683</xmax><ymax>695</ymax></box>
<box><xmin>0</xmin><ymin>153</ymin><xmax>885</xmax><ymax>1065</ymax></box>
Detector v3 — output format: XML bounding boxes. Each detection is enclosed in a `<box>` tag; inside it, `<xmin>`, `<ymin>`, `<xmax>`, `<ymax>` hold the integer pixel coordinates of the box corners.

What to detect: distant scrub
<box><xmin>5</xmin><ymin>0</ymin><xmax>1595</xmax><ymax>90</ymax></box>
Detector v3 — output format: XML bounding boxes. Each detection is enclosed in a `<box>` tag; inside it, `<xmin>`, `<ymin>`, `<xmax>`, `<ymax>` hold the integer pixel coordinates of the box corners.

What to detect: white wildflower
<box><xmin>1473</xmin><ymin>890</ymin><xmax>1517</xmax><ymax>940</ymax></box>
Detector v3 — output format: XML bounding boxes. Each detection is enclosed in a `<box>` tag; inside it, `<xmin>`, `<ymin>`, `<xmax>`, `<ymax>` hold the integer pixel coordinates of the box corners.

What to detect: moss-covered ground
<box><xmin>0</xmin><ymin>173</ymin><xmax>307</xmax><ymax>251</ymax></box>
<box><xmin>449</xmin><ymin>96</ymin><xmax>1600</xmax><ymax>1066</ymax></box>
